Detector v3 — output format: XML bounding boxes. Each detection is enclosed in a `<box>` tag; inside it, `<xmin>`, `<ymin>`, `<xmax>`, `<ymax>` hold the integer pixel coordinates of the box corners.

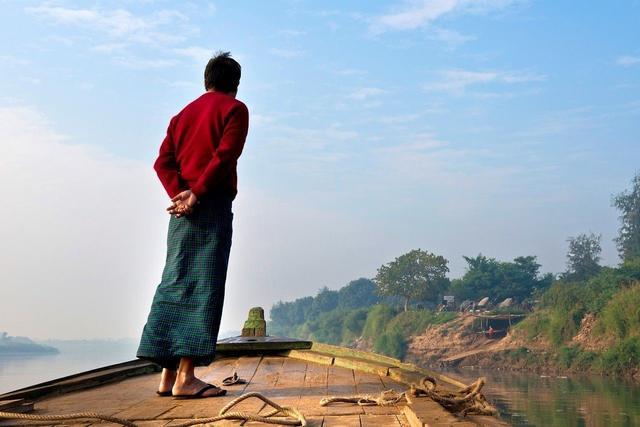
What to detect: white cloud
<box><xmin>26</xmin><ymin>5</ymin><xmax>187</xmax><ymax>45</ymax></box>
<box><xmin>616</xmin><ymin>55</ymin><xmax>640</xmax><ymax>67</ymax></box>
<box><xmin>423</xmin><ymin>68</ymin><xmax>546</xmax><ymax>94</ymax></box>
<box><xmin>173</xmin><ymin>46</ymin><xmax>214</xmax><ymax>63</ymax></box>
<box><xmin>370</xmin><ymin>0</ymin><xmax>514</xmax><ymax>33</ymax></box>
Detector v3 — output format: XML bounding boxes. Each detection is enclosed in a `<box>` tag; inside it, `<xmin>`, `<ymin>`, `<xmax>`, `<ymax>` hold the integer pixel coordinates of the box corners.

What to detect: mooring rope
<box><xmin>320</xmin><ymin>389</ymin><xmax>406</xmax><ymax>407</ymax></box>
<box><xmin>321</xmin><ymin>376</ymin><xmax>497</xmax><ymax>417</ymax></box>
<box><xmin>0</xmin><ymin>391</ymin><xmax>307</xmax><ymax>427</ymax></box>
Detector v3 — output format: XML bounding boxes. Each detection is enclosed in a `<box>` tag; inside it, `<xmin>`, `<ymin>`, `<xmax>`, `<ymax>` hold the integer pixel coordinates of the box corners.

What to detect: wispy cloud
<box><xmin>369</xmin><ymin>0</ymin><xmax>515</xmax><ymax>33</ymax></box>
<box><xmin>616</xmin><ymin>55</ymin><xmax>640</xmax><ymax>67</ymax></box>
<box><xmin>173</xmin><ymin>46</ymin><xmax>214</xmax><ymax>63</ymax></box>
<box><xmin>423</xmin><ymin>68</ymin><xmax>546</xmax><ymax>94</ymax></box>
<box><xmin>26</xmin><ymin>4</ymin><xmax>188</xmax><ymax>45</ymax></box>
<box><xmin>113</xmin><ymin>56</ymin><xmax>176</xmax><ymax>69</ymax></box>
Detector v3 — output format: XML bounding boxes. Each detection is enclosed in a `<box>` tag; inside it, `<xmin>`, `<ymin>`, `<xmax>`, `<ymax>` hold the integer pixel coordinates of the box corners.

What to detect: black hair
<box><xmin>204</xmin><ymin>51</ymin><xmax>241</xmax><ymax>93</ymax></box>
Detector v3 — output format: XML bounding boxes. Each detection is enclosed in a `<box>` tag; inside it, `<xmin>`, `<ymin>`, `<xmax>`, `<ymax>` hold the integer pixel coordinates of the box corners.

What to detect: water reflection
<box><xmin>447</xmin><ymin>368</ymin><xmax>640</xmax><ymax>426</ymax></box>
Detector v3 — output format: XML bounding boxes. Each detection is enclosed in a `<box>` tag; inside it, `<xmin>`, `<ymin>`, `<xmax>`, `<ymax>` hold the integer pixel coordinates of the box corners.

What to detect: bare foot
<box><xmin>172</xmin><ymin>376</ymin><xmax>225</xmax><ymax>397</ymax></box>
<box><xmin>158</xmin><ymin>368</ymin><xmax>177</xmax><ymax>394</ymax></box>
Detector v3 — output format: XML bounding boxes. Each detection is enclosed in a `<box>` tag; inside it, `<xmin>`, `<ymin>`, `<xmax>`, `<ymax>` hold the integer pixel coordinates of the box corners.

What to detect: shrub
<box><xmin>600</xmin><ymin>336</ymin><xmax>640</xmax><ymax>374</ymax></box>
<box><xmin>362</xmin><ymin>304</ymin><xmax>397</xmax><ymax>339</ymax></box>
<box><xmin>373</xmin><ymin>327</ymin><xmax>407</xmax><ymax>359</ymax></box>
<box><xmin>599</xmin><ymin>283</ymin><xmax>640</xmax><ymax>339</ymax></box>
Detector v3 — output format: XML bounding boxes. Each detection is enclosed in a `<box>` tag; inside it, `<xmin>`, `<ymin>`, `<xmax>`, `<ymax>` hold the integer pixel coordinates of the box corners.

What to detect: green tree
<box><xmin>337</xmin><ymin>278</ymin><xmax>379</xmax><ymax>310</ymax></box>
<box><xmin>374</xmin><ymin>249</ymin><xmax>449</xmax><ymax>311</ymax></box>
<box><xmin>450</xmin><ymin>254</ymin><xmax>550</xmax><ymax>303</ymax></box>
<box><xmin>613</xmin><ymin>172</ymin><xmax>640</xmax><ymax>261</ymax></box>
<box><xmin>564</xmin><ymin>233</ymin><xmax>602</xmax><ymax>281</ymax></box>
<box><xmin>309</xmin><ymin>287</ymin><xmax>339</xmax><ymax>318</ymax></box>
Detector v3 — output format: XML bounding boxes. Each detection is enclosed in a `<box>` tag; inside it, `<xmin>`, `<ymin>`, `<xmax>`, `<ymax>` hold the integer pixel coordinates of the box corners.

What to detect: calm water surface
<box><xmin>448</xmin><ymin>367</ymin><xmax>640</xmax><ymax>427</ymax></box>
<box><xmin>0</xmin><ymin>340</ymin><xmax>139</xmax><ymax>393</ymax></box>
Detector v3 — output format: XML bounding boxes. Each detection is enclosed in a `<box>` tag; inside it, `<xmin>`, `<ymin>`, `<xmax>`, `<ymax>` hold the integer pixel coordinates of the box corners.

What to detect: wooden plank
<box><xmin>228</xmin><ymin>356</ymin><xmax>285</xmax><ymax>414</ymax></box>
<box><xmin>333</xmin><ymin>356</ymin><xmax>390</xmax><ymax>376</ymax></box>
<box><xmin>323</xmin><ymin>414</ymin><xmax>361</xmax><ymax>426</ymax></box>
<box><xmin>0</xmin><ymin>399</ymin><xmax>32</xmax><ymax>413</ymax></box>
<box><xmin>388</xmin><ymin>368</ymin><xmax>423</xmax><ymax>387</ymax></box>
<box><xmin>402</xmin><ymin>400</ymin><xmax>461</xmax><ymax>427</ymax></box>
<box><xmin>287</xmin><ymin>350</ymin><xmax>335</xmax><ymax>366</ymax></box>
<box><xmin>396</xmin><ymin>413</ymin><xmax>411</xmax><ymax>427</ymax></box>
<box><xmin>379</xmin><ymin>373</ymin><xmax>408</xmax><ymax>394</ymax></box>
<box><xmin>0</xmin><ymin>361</ymin><xmax>159</xmax><ymax>401</ymax></box>
<box><xmin>352</xmin><ymin>370</ymin><xmax>402</xmax><ymax>416</ymax></box>
<box><xmin>21</xmin><ymin>373</ymin><xmax>159</xmax><ymax>421</ymax></box>
<box><xmin>311</xmin><ymin>343</ymin><xmax>401</xmax><ymax>366</ymax></box>
<box><xmin>296</xmin><ymin>360</ymin><xmax>328</xmax><ymax>417</ymax></box>
<box><xmin>261</xmin><ymin>357</ymin><xmax>308</xmax><ymax>401</ymax></box>
<box><xmin>360</xmin><ymin>414</ymin><xmax>402</xmax><ymax>426</ymax></box>
<box><xmin>323</xmin><ymin>365</ymin><xmax>364</xmax><ymax>416</ymax></box>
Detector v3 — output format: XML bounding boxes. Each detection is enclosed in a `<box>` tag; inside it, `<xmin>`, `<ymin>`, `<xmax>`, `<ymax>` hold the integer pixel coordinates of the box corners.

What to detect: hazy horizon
<box><xmin>1</xmin><ymin>0</ymin><xmax>639</xmax><ymax>340</ymax></box>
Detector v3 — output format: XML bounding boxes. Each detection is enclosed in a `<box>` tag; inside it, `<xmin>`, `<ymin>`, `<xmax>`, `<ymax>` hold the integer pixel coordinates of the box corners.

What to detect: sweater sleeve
<box><xmin>153</xmin><ymin>116</ymin><xmax>187</xmax><ymax>198</ymax></box>
<box><xmin>191</xmin><ymin>103</ymin><xmax>249</xmax><ymax>198</ymax></box>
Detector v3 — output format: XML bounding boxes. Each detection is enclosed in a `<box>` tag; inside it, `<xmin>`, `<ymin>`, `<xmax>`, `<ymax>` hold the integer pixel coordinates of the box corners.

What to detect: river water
<box><xmin>448</xmin><ymin>367</ymin><xmax>640</xmax><ymax>426</ymax></box>
<box><xmin>2</xmin><ymin>344</ymin><xmax>640</xmax><ymax>426</ymax></box>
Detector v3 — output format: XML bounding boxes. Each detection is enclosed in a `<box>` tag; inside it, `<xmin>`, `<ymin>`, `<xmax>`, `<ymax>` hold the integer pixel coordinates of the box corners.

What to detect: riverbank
<box><xmin>400</xmin><ymin>311</ymin><xmax>640</xmax><ymax>380</ymax></box>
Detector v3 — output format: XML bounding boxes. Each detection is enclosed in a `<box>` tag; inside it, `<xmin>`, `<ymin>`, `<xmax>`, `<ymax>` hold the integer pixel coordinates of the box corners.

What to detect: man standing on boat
<box><xmin>136</xmin><ymin>52</ymin><xmax>249</xmax><ymax>398</ymax></box>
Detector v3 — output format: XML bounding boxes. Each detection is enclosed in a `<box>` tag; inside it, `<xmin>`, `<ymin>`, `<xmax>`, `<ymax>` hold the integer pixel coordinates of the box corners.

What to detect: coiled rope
<box><xmin>0</xmin><ymin>391</ymin><xmax>307</xmax><ymax>427</ymax></box>
<box><xmin>321</xmin><ymin>376</ymin><xmax>497</xmax><ymax>417</ymax></box>
<box><xmin>410</xmin><ymin>376</ymin><xmax>497</xmax><ymax>416</ymax></box>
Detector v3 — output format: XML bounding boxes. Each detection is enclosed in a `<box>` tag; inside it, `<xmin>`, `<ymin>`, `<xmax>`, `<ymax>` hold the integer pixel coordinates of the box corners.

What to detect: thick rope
<box><xmin>0</xmin><ymin>411</ymin><xmax>137</xmax><ymax>427</ymax></box>
<box><xmin>321</xmin><ymin>376</ymin><xmax>497</xmax><ymax>417</ymax></box>
<box><xmin>409</xmin><ymin>376</ymin><xmax>497</xmax><ymax>416</ymax></box>
<box><xmin>0</xmin><ymin>391</ymin><xmax>306</xmax><ymax>427</ymax></box>
<box><xmin>320</xmin><ymin>389</ymin><xmax>406</xmax><ymax>407</ymax></box>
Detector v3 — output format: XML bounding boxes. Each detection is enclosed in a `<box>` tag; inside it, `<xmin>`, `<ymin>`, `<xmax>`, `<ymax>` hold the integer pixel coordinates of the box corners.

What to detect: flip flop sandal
<box><xmin>222</xmin><ymin>372</ymin><xmax>247</xmax><ymax>386</ymax></box>
<box><xmin>156</xmin><ymin>390</ymin><xmax>172</xmax><ymax>397</ymax></box>
<box><xmin>173</xmin><ymin>383</ymin><xmax>227</xmax><ymax>399</ymax></box>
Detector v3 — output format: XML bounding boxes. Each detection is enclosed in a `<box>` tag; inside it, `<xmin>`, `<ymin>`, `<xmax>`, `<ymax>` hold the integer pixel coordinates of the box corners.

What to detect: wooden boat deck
<box><xmin>0</xmin><ymin>342</ymin><xmax>510</xmax><ymax>426</ymax></box>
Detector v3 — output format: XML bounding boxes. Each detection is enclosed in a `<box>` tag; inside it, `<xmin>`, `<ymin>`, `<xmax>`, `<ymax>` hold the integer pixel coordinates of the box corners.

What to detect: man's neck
<box><xmin>206</xmin><ymin>88</ymin><xmax>237</xmax><ymax>99</ymax></box>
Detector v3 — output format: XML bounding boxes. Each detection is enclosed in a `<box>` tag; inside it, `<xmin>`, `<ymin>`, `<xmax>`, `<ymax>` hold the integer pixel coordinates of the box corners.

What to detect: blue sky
<box><xmin>1</xmin><ymin>0</ymin><xmax>639</xmax><ymax>339</ymax></box>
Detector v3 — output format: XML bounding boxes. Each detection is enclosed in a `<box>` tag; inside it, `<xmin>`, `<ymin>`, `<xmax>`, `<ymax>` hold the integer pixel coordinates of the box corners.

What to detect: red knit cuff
<box><xmin>191</xmin><ymin>183</ymin><xmax>206</xmax><ymax>199</ymax></box>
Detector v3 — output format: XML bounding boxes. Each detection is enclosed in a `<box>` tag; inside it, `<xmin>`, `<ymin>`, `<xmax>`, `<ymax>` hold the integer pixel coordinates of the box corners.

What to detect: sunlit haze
<box><xmin>1</xmin><ymin>0</ymin><xmax>639</xmax><ymax>339</ymax></box>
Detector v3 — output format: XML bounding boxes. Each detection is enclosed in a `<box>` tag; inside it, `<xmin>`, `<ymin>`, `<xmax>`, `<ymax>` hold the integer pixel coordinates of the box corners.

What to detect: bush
<box><xmin>599</xmin><ymin>283</ymin><xmax>640</xmax><ymax>339</ymax></box>
<box><xmin>342</xmin><ymin>308</ymin><xmax>369</xmax><ymax>343</ymax></box>
<box><xmin>600</xmin><ymin>336</ymin><xmax>640</xmax><ymax>374</ymax></box>
<box><xmin>373</xmin><ymin>327</ymin><xmax>407</xmax><ymax>359</ymax></box>
<box><xmin>362</xmin><ymin>304</ymin><xmax>397</xmax><ymax>339</ymax></box>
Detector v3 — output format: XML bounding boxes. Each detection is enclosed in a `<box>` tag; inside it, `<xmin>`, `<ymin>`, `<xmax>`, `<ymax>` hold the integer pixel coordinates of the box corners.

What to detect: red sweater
<box><xmin>153</xmin><ymin>91</ymin><xmax>249</xmax><ymax>200</ymax></box>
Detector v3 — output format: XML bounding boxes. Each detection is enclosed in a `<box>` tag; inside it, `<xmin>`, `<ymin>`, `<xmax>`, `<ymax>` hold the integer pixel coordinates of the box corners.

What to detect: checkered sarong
<box><xmin>136</xmin><ymin>194</ymin><xmax>233</xmax><ymax>369</ymax></box>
